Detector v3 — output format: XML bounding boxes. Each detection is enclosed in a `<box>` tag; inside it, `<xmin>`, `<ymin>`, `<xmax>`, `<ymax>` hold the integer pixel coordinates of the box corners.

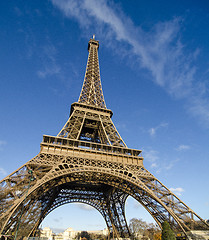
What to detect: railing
<box><xmin>42</xmin><ymin>135</ymin><xmax>142</xmax><ymax>158</ymax></box>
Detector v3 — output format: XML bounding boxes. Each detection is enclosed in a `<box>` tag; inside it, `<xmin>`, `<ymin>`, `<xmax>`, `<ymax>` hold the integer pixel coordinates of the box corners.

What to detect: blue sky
<box><xmin>1</xmin><ymin>0</ymin><xmax>209</xmax><ymax>233</ymax></box>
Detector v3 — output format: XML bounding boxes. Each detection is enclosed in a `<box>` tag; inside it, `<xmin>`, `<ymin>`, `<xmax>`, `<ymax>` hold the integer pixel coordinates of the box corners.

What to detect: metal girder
<box><xmin>57</xmin><ymin>37</ymin><xmax>125</xmax><ymax>147</ymax></box>
<box><xmin>28</xmin><ymin>184</ymin><xmax>129</xmax><ymax>238</ymax></box>
<box><xmin>105</xmin><ymin>188</ymin><xmax>130</xmax><ymax>238</ymax></box>
<box><xmin>1</xmin><ymin>37</ymin><xmax>209</xmax><ymax>240</ymax></box>
<box><xmin>1</xmin><ymin>152</ymin><xmax>209</xmax><ymax>239</ymax></box>
<box><xmin>57</xmin><ymin>104</ymin><xmax>126</xmax><ymax>147</ymax></box>
<box><xmin>78</xmin><ymin>38</ymin><xmax>106</xmax><ymax>109</ymax></box>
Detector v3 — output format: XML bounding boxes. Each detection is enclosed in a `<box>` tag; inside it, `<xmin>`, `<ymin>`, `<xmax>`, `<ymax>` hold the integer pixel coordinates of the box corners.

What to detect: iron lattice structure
<box><xmin>0</xmin><ymin>37</ymin><xmax>209</xmax><ymax>239</ymax></box>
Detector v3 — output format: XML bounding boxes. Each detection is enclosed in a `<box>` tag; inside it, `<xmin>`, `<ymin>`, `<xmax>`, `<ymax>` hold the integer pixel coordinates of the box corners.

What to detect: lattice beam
<box><xmin>1</xmin><ymin>152</ymin><xmax>209</xmax><ymax>239</ymax></box>
<box><xmin>78</xmin><ymin>37</ymin><xmax>106</xmax><ymax>109</ymax></box>
<box><xmin>1</xmin><ymin>37</ymin><xmax>208</xmax><ymax>240</ymax></box>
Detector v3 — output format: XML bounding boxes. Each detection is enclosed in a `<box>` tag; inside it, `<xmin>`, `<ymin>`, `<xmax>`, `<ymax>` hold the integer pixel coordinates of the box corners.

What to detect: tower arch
<box><xmin>1</xmin><ymin>37</ymin><xmax>209</xmax><ymax>240</ymax></box>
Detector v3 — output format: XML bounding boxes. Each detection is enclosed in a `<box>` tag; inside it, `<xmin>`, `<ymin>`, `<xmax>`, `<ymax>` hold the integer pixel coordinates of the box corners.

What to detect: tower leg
<box><xmin>105</xmin><ymin>188</ymin><xmax>130</xmax><ymax>239</ymax></box>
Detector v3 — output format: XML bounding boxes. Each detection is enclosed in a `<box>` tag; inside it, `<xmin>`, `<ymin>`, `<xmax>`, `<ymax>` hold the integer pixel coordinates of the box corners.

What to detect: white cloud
<box><xmin>144</xmin><ymin>149</ymin><xmax>159</xmax><ymax>164</ymax></box>
<box><xmin>51</xmin><ymin>0</ymin><xmax>209</xmax><ymax>128</ymax></box>
<box><xmin>14</xmin><ymin>7</ymin><xmax>22</xmax><ymax>16</ymax></box>
<box><xmin>0</xmin><ymin>141</ymin><xmax>7</xmax><ymax>151</ymax></box>
<box><xmin>176</xmin><ymin>144</ymin><xmax>190</xmax><ymax>151</ymax></box>
<box><xmin>165</xmin><ymin>162</ymin><xmax>175</xmax><ymax>170</ymax></box>
<box><xmin>0</xmin><ymin>140</ymin><xmax>7</xmax><ymax>146</ymax></box>
<box><xmin>148</xmin><ymin>128</ymin><xmax>156</xmax><ymax>136</ymax></box>
<box><xmin>151</xmin><ymin>163</ymin><xmax>157</xmax><ymax>168</ymax></box>
<box><xmin>0</xmin><ymin>167</ymin><xmax>7</xmax><ymax>176</ymax></box>
<box><xmin>148</xmin><ymin>122</ymin><xmax>168</xmax><ymax>137</ymax></box>
<box><xmin>133</xmin><ymin>200</ymin><xmax>142</xmax><ymax>209</ymax></box>
<box><xmin>144</xmin><ymin>148</ymin><xmax>179</xmax><ymax>173</ymax></box>
<box><xmin>75</xmin><ymin>203</ymin><xmax>94</xmax><ymax>211</ymax></box>
<box><xmin>116</xmin><ymin>122</ymin><xmax>128</xmax><ymax>131</ymax></box>
<box><xmin>37</xmin><ymin>65</ymin><xmax>60</xmax><ymax>78</ymax></box>
<box><xmin>143</xmin><ymin>149</ymin><xmax>159</xmax><ymax>170</ymax></box>
<box><xmin>170</xmin><ymin>187</ymin><xmax>184</xmax><ymax>196</ymax></box>
<box><xmin>165</xmin><ymin>158</ymin><xmax>180</xmax><ymax>171</ymax></box>
<box><xmin>37</xmin><ymin>44</ymin><xmax>61</xmax><ymax>78</ymax></box>
<box><xmin>127</xmin><ymin>197</ymin><xmax>142</xmax><ymax>209</ymax></box>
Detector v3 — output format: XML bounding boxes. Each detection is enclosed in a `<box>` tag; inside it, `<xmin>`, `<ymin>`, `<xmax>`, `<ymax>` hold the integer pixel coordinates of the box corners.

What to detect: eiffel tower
<box><xmin>0</xmin><ymin>36</ymin><xmax>209</xmax><ymax>240</ymax></box>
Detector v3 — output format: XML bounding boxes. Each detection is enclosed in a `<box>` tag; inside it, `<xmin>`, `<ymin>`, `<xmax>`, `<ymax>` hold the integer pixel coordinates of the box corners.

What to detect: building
<box><xmin>62</xmin><ymin>228</ymin><xmax>77</xmax><ymax>240</ymax></box>
<box><xmin>40</xmin><ymin>227</ymin><xmax>108</xmax><ymax>240</ymax></box>
<box><xmin>40</xmin><ymin>227</ymin><xmax>54</xmax><ymax>240</ymax></box>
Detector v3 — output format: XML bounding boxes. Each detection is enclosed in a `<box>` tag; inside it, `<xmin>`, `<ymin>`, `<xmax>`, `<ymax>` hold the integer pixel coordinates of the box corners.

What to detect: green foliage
<box><xmin>76</xmin><ymin>231</ymin><xmax>91</xmax><ymax>240</ymax></box>
<box><xmin>78</xmin><ymin>231</ymin><xmax>107</xmax><ymax>240</ymax></box>
<box><xmin>161</xmin><ymin>221</ymin><xmax>176</xmax><ymax>240</ymax></box>
<box><xmin>89</xmin><ymin>232</ymin><xmax>107</xmax><ymax>240</ymax></box>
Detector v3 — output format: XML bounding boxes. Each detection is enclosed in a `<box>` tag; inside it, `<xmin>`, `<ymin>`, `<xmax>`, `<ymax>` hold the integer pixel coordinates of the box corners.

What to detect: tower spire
<box><xmin>57</xmin><ymin>37</ymin><xmax>126</xmax><ymax>147</ymax></box>
<box><xmin>78</xmin><ymin>36</ymin><xmax>106</xmax><ymax>109</ymax></box>
<box><xmin>1</xmin><ymin>37</ymin><xmax>209</xmax><ymax>240</ymax></box>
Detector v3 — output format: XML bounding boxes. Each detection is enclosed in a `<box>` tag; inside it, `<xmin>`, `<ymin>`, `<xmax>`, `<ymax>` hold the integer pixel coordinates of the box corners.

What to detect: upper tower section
<box><xmin>78</xmin><ymin>36</ymin><xmax>106</xmax><ymax>109</ymax></box>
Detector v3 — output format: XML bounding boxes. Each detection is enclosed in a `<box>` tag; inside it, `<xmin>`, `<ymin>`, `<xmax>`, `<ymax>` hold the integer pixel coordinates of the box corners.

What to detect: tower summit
<box><xmin>78</xmin><ymin>36</ymin><xmax>106</xmax><ymax>109</ymax></box>
<box><xmin>57</xmin><ymin>36</ymin><xmax>126</xmax><ymax>146</ymax></box>
<box><xmin>1</xmin><ymin>37</ymin><xmax>209</xmax><ymax>240</ymax></box>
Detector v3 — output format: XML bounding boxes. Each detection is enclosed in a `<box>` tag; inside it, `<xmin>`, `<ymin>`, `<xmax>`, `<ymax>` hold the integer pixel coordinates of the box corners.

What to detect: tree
<box><xmin>129</xmin><ymin>218</ymin><xmax>160</xmax><ymax>240</ymax></box>
<box><xmin>76</xmin><ymin>231</ymin><xmax>91</xmax><ymax>240</ymax></box>
<box><xmin>89</xmin><ymin>232</ymin><xmax>106</xmax><ymax>240</ymax></box>
<box><xmin>146</xmin><ymin>223</ymin><xmax>161</xmax><ymax>240</ymax></box>
<box><xmin>161</xmin><ymin>221</ymin><xmax>176</xmax><ymax>240</ymax></box>
<box><xmin>129</xmin><ymin>218</ymin><xmax>148</xmax><ymax>236</ymax></box>
<box><xmin>153</xmin><ymin>231</ymin><xmax>161</xmax><ymax>240</ymax></box>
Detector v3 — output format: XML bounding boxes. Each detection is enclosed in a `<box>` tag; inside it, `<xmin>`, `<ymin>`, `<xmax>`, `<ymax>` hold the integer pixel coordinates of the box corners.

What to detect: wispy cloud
<box><xmin>0</xmin><ymin>167</ymin><xmax>7</xmax><ymax>176</ymax></box>
<box><xmin>37</xmin><ymin>43</ymin><xmax>61</xmax><ymax>78</ymax></box>
<box><xmin>126</xmin><ymin>197</ymin><xmax>142</xmax><ymax>209</ymax></box>
<box><xmin>161</xmin><ymin>158</ymin><xmax>179</xmax><ymax>173</ymax></box>
<box><xmin>75</xmin><ymin>203</ymin><xmax>94</xmax><ymax>211</ymax></box>
<box><xmin>144</xmin><ymin>148</ymin><xmax>179</xmax><ymax>173</ymax></box>
<box><xmin>170</xmin><ymin>187</ymin><xmax>184</xmax><ymax>196</ymax></box>
<box><xmin>53</xmin><ymin>218</ymin><xmax>61</xmax><ymax>222</ymax></box>
<box><xmin>14</xmin><ymin>7</ymin><xmax>23</xmax><ymax>17</ymax></box>
<box><xmin>51</xmin><ymin>0</ymin><xmax>209</xmax><ymax>127</ymax></box>
<box><xmin>164</xmin><ymin>159</ymin><xmax>177</xmax><ymax>170</ymax></box>
<box><xmin>148</xmin><ymin>122</ymin><xmax>168</xmax><ymax>137</ymax></box>
<box><xmin>176</xmin><ymin>144</ymin><xmax>190</xmax><ymax>151</ymax></box>
<box><xmin>150</xmin><ymin>163</ymin><xmax>157</xmax><ymax>168</ymax></box>
<box><xmin>37</xmin><ymin>65</ymin><xmax>60</xmax><ymax>78</ymax></box>
<box><xmin>133</xmin><ymin>200</ymin><xmax>142</xmax><ymax>209</ymax></box>
<box><xmin>0</xmin><ymin>140</ymin><xmax>7</xmax><ymax>151</ymax></box>
<box><xmin>36</xmin><ymin>41</ymin><xmax>78</xmax><ymax>96</ymax></box>
<box><xmin>144</xmin><ymin>149</ymin><xmax>159</xmax><ymax>167</ymax></box>
<box><xmin>116</xmin><ymin>122</ymin><xmax>128</xmax><ymax>132</ymax></box>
